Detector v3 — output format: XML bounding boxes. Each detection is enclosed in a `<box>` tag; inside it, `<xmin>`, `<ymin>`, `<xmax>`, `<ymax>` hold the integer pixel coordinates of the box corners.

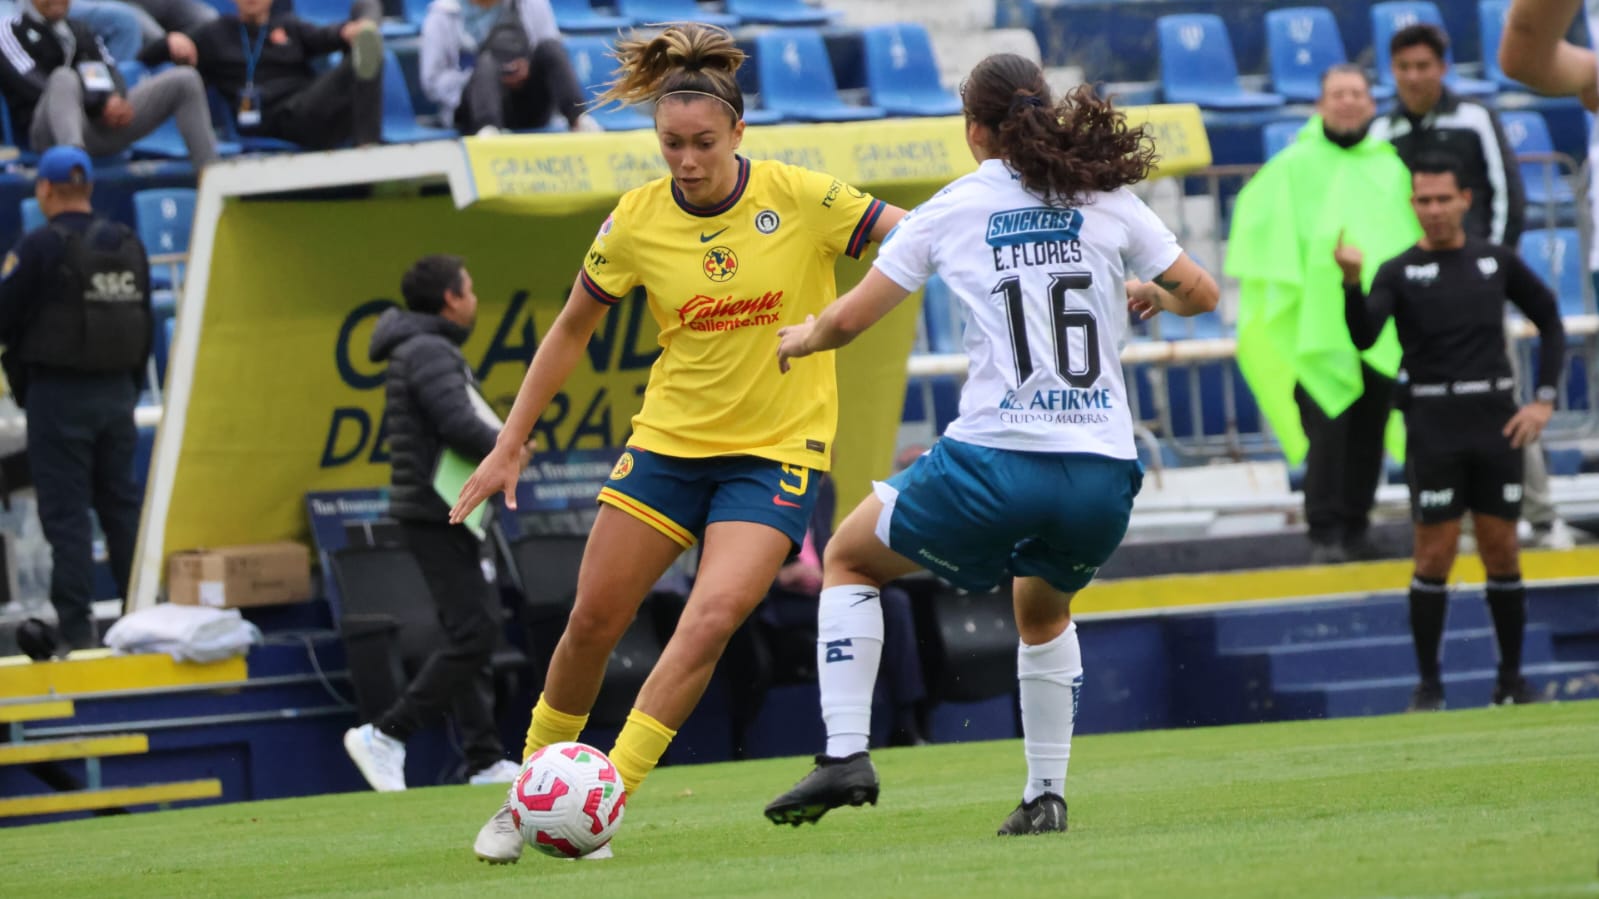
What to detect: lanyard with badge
<box><xmin>238</xmin><ymin>21</ymin><xmax>268</xmax><ymax>127</ymax></box>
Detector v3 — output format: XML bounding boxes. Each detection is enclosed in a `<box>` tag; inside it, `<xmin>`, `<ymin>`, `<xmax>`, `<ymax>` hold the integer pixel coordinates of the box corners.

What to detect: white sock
<box><xmin>817</xmin><ymin>585</ymin><xmax>884</xmax><ymax>758</ymax></box>
<box><xmin>1018</xmin><ymin>621</ymin><xmax>1082</xmax><ymax>803</ymax></box>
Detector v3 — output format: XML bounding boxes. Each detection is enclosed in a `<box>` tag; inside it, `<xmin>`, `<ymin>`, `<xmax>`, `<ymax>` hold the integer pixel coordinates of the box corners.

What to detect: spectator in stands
<box><xmin>747</xmin><ymin>470</ymin><xmax>929</xmax><ymax>748</ymax></box>
<box><xmin>138</xmin><ymin>0</ymin><xmax>385</xmax><ymax>149</ymax></box>
<box><xmin>0</xmin><ymin>0</ymin><xmax>218</xmax><ymax>166</ymax></box>
<box><xmin>123</xmin><ymin>0</ymin><xmax>212</xmax><ymax>34</ymax></box>
<box><xmin>1226</xmin><ymin>65</ymin><xmax>1419</xmax><ymax>564</ymax></box>
<box><xmin>1370</xmin><ymin>23</ymin><xmax>1573</xmax><ymax>552</ymax></box>
<box><xmin>419</xmin><ymin>0</ymin><xmax>600</xmax><ymax>135</ymax></box>
<box><xmin>342</xmin><ymin>255</ymin><xmax>524</xmax><ymax>791</ymax></box>
<box><xmin>1339</xmin><ymin>155</ymin><xmax>1562</xmax><ymax>709</ymax></box>
<box><xmin>0</xmin><ymin>146</ymin><xmax>151</xmax><ymax>650</ymax></box>
<box><xmin>0</xmin><ymin>0</ymin><xmax>165</xmax><ymax>64</ymax></box>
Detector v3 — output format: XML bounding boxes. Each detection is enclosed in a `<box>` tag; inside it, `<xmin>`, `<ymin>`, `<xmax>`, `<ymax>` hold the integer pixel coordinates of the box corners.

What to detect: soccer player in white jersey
<box><xmin>763</xmin><ymin>53</ymin><xmax>1219</xmax><ymax>835</ymax></box>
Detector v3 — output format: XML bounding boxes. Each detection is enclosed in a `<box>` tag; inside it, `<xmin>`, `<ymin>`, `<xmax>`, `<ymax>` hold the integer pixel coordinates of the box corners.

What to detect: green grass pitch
<box><xmin>5</xmin><ymin>703</ymin><xmax>1597</xmax><ymax>898</ymax></box>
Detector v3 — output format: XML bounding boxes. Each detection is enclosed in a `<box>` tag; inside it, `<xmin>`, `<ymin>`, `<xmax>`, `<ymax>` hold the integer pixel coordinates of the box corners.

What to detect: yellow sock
<box><xmin>609</xmin><ymin>708</ymin><xmax>677</xmax><ymax>795</ymax></box>
<box><xmin>521</xmin><ymin>693</ymin><xmax>589</xmax><ymax>761</ymax></box>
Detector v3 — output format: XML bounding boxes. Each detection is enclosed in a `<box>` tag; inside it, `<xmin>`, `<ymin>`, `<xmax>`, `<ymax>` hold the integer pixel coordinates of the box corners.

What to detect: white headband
<box><xmin>660</xmin><ymin>90</ymin><xmax>740</xmax><ymax>117</ymax></box>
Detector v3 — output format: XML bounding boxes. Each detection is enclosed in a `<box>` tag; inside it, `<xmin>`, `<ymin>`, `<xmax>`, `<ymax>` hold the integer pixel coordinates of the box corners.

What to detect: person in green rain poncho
<box><xmin>1226</xmin><ymin>64</ymin><xmax>1421</xmax><ymax>564</ymax></box>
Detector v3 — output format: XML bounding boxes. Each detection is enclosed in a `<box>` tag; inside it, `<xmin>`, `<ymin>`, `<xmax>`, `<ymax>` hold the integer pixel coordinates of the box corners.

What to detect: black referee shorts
<box><xmin>1406</xmin><ymin>443</ymin><xmax>1523</xmax><ymax>524</ymax></box>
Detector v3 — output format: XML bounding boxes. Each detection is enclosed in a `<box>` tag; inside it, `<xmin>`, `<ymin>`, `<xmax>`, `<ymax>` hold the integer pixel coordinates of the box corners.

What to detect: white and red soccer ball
<box><xmin>509</xmin><ymin>742</ymin><xmax>627</xmax><ymax>859</ymax></box>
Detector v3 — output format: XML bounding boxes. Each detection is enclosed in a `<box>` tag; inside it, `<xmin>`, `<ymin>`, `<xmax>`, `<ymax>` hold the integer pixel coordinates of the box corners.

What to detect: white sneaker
<box><xmin>474</xmin><ymin>800</ymin><xmax>524</xmax><ymax>864</ymax></box>
<box><xmin>343</xmin><ymin>724</ymin><xmax>407</xmax><ymax>792</ymax></box>
<box><xmin>467</xmin><ymin>759</ymin><xmax>522</xmax><ymax>785</ymax></box>
<box><xmin>576</xmin><ymin>843</ymin><xmax>613</xmax><ymax>861</ymax></box>
<box><xmin>572</xmin><ymin>113</ymin><xmax>604</xmax><ymax>133</ymax></box>
<box><xmin>1531</xmin><ymin>519</ymin><xmax>1577</xmax><ymax>550</ymax></box>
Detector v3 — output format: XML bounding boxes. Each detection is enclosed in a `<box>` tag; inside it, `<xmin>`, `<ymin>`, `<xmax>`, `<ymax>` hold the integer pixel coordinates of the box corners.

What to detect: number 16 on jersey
<box><xmin>990</xmin><ymin>272</ymin><xmax>1099</xmax><ymax>388</ymax></box>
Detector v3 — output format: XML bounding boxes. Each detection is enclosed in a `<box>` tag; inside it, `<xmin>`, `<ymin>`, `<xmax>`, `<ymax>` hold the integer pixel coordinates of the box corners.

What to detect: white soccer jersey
<box><xmin>873</xmin><ymin>159</ymin><xmax>1182</xmax><ymax>458</ymax></box>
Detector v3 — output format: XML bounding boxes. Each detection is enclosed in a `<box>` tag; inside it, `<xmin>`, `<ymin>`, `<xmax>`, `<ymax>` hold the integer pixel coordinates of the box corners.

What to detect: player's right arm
<box><xmin>1500</xmin><ymin>0</ymin><xmax>1599</xmax><ymax>110</ymax></box>
<box><xmin>451</xmin><ymin>211</ymin><xmax>638</xmax><ymax>522</ymax></box>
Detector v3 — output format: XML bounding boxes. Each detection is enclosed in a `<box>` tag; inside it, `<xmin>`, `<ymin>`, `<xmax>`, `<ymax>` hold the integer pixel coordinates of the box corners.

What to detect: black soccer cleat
<box><xmin>1491</xmin><ymin>676</ymin><xmax>1540</xmax><ymax>706</ymax></box>
<box><xmin>1407</xmin><ymin>680</ymin><xmax>1446</xmax><ymax>712</ymax></box>
<box><xmin>764</xmin><ymin>752</ymin><xmax>879</xmax><ymax>826</ymax></box>
<box><xmin>997</xmin><ymin>793</ymin><xmax>1067</xmax><ymax>836</ymax></box>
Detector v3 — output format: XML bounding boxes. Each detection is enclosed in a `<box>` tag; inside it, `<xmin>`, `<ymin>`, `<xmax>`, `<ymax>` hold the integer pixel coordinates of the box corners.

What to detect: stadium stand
<box><xmin>549</xmin><ymin>0</ymin><xmax>631</xmax><ymax>33</ymax></box>
<box><xmin>860</xmin><ymin>23</ymin><xmax>962</xmax><ymax>117</ymax></box>
<box><xmin>616</xmin><ymin>0</ymin><xmax>741</xmax><ymax>28</ymax></box>
<box><xmin>1261</xmin><ymin>118</ymin><xmax>1306</xmax><ymax>160</ymax></box>
<box><xmin>1265</xmin><ymin>7</ymin><xmax>1395</xmax><ymax>103</ymax></box>
<box><xmin>1476</xmin><ymin>0</ymin><xmax>1524</xmax><ymax>91</ymax></box>
<box><xmin>753</xmin><ymin>29</ymin><xmax>885</xmax><ymax>122</ymax></box>
<box><xmin>1369</xmin><ymin>1</ymin><xmax>1497</xmax><ymax>97</ymax></box>
<box><xmin>1156</xmin><ymin>14</ymin><xmax>1285</xmax><ymax>109</ymax></box>
<box><xmin>1500</xmin><ymin>110</ymin><xmax>1580</xmax><ymax>223</ymax></box>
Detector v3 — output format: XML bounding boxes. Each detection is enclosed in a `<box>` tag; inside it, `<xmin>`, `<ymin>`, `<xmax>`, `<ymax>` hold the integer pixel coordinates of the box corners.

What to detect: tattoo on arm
<box><xmin>1153</xmin><ymin>276</ymin><xmax>1182</xmax><ymax>294</ymax></box>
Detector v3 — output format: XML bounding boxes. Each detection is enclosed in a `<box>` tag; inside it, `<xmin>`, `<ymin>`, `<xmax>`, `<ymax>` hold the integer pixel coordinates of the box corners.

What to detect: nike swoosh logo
<box><xmin>700</xmin><ymin>227</ymin><xmax>729</xmax><ymax>243</ymax></box>
<box><xmin>772</xmin><ymin>494</ymin><xmax>803</xmax><ymax>508</ymax></box>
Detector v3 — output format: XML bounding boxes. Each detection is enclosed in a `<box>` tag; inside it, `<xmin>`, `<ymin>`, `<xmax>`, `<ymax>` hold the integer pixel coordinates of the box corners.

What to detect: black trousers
<box><xmin>25</xmin><ymin>372</ymin><xmax>142</xmax><ymax>649</ymax></box>
<box><xmin>1294</xmin><ymin>363</ymin><xmax>1393</xmax><ymax>546</ymax></box>
<box><xmin>375</xmin><ymin>520</ymin><xmax>505</xmax><ymax>759</ymax></box>
<box><xmin>456</xmin><ymin>38</ymin><xmax>586</xmax><ymax>132</ymax></box>
<box><xmin>262</xmin><ymin>56</ymin><xmax>383</xmax><ymax>149</ymax></box>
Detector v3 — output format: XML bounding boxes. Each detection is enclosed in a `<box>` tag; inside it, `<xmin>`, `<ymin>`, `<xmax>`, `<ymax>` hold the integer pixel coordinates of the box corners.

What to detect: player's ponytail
<box><xmin>597</xmin><ymin>23</ymin><xmax>747</xmax><ymax>122</ymax></box>
<box><xmin>962</xmin><ymin>54</ymin><xmax>1158</xmax><ymax>206</ymax></box>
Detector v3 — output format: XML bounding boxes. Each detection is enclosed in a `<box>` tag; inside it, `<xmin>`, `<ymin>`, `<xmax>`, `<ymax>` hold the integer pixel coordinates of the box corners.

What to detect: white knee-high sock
<box><xmin>817</xmin><ymin>585</ymin><xmax>884</xmax><ymax>758</ymax></box>
<box><xmin>1018</xmin><ymin>621</ymin><xmax>1083</xmax><ymax>803</ymax></box>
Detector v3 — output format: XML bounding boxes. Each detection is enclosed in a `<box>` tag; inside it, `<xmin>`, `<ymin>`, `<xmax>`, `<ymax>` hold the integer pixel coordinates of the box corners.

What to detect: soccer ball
<box><xmin>509</xmin><ymin>742</ymin><xmax>627</xmax><ymax>859</ymax></box>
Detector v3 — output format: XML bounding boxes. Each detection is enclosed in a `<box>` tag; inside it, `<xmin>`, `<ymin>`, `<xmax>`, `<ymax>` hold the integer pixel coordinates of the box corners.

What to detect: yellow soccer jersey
<box><xmin>578</xmin><ymin>157</ymin><xmax>886</xmax><ymax>470</ymax></box>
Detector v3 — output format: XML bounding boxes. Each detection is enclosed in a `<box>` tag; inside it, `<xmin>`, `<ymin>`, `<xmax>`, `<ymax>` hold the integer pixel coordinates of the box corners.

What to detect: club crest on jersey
<box><xmin>985</xmin><ymin>206</ymin><xmax>1084</xmax><ymax>247</ymax></box>
<box><xmin>610</xmin><ymin>452</ymin><xmax>634</xmax><ymax>480</ymax></box>
<box><xmin>1476</xmin><ymin>256</ymin><xmax>1498</xmax><ymax>277</ymax></box>
<box><xmin>1405</xmin><ymin>262</ymin><xmax>1439</xmax><ymax>284</ymax></box>
<box><xmin>703</xmin><ymin>246</ymin><xmax>738</xmax><ymax>282</ymax></box>
<box><xmin>755</xmin><ymin>209</ymin><xmax>780</xmax><ymax>234</ymax></box>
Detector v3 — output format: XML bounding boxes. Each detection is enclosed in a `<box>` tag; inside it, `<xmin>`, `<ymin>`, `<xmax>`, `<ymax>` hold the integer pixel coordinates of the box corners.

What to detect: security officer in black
<box><xmin>0</xmin><ymin>146</ymin><xmax>152</xmax><ymax>649</ymax></box>
<box><xmin>1338</xmin><ymin>155</ymin><xmax>1563</xmax><ymax>712</ymax></box>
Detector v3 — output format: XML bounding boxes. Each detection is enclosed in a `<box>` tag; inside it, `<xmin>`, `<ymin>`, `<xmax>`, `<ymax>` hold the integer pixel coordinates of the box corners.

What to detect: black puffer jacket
<box><xmin>369</xmin><ymin>308</ymin><xmax>501</xmax><ymax>523</ymax></box>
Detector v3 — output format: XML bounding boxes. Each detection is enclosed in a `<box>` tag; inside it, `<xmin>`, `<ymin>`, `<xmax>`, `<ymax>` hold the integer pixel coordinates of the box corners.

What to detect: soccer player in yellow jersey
<box><xmin>449</xmin><ymin>22</ymin><xmax>903</xmax><ymax>863</ymax></box>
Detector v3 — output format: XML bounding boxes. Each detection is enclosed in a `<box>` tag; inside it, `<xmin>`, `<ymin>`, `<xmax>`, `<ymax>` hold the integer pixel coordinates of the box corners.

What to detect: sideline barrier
<box><xmin>126</xmin><ymin>109</ymin><xmax>1215</xmax><ymax>613</ymax></box>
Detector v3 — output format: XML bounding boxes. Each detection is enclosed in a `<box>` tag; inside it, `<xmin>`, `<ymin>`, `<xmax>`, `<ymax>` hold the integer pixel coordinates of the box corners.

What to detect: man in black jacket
<box><xmin>0</xmin><ymin>0</ymin><xmax>216</xmax><ymax>164</ymax></box>
<box><xmin>343</xmin><ymin>255</ymin><xmax>523</xmax><ymax>791</ymax></box>
<box><xmin>1369</xmin><ymin>24</ymin><xmax>1525</xmax><ymax>247</ymax></box>
<box><xmin>138</xmin><ymin>0</ymin><xmax>384</xmax><ymax>149</ymax></box>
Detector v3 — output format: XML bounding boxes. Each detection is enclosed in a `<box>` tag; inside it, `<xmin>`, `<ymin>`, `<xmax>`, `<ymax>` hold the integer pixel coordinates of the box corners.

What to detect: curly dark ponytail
<box><xmin>961</xmin><ymin>54</ymin><xmax>1158</xmax><ymax>206</ymax></box>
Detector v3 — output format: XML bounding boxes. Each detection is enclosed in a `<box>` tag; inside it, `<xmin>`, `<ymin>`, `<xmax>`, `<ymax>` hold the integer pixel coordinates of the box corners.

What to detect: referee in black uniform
<box><xmin>1338</xmin><ymin>156</ymin><xmax>1563</xmax><ymax>711</ymax></box>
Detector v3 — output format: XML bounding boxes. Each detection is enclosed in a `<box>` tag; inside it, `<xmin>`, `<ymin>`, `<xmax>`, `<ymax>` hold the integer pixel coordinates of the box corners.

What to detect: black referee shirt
<box><xmin>1344</xmin><ymin>238</ymin><xmax>1564</xmax><ymax>394</ymax></box>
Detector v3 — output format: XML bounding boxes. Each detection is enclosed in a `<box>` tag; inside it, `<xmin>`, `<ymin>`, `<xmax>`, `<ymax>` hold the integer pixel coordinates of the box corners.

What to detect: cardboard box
<box><xmin>168</xmin><ymin>542</ymin><xmax>313</xmax><ymax>609</ymax></box>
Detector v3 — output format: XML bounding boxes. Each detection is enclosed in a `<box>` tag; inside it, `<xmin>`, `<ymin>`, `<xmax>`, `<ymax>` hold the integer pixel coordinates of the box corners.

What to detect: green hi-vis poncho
<box><xmin>1225</xmin><ymin>116</ymin><xmax>1419</xmax><ymax>464</ymax></box>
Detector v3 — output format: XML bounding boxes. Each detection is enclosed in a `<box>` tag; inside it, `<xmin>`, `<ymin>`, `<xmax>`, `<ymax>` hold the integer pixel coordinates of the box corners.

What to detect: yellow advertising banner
<box><xmin>459</xmin><ymin>107</ymin><xmax>1212</xmax><ymax>210</ymax></box>
<box><xmin>162</xmin><ymin>107</ymin><xmax>1210</xmax><ymax>561</ymax></box>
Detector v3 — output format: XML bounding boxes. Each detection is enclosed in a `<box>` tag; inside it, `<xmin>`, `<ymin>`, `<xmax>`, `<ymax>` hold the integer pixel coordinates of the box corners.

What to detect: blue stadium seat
<box><xmin>550</xmin><ymin>0</ymin><xmax>631</xmax><ymax>33</ymax></box>
<box><xmin>1262</xmin><ymin>117</ymin><xmax>1307</xmax><ymax>159</ymax></box>
<box><xmin>617</xmin><ymin>0</ymin><xmax>739</xmax><ymax>28</ymax></box>
<box><xmin>725</xmin><ymin>0</ymin><xmax>835</xmax><ymax>26</ymax></box>
<box><xmin>1370</xmin><ymin>1</ymin><xmax>1497</xmax><ymax>98</ymax></box>
<box><xmin>1265</xmin><ymin>7</ymin><xmax>1394</xmax><ymax>103</ymax></box>
<box><xmin>1477</xmin><ymin>0</ymin><xmax>1526</xmax><ymax>91</ymax></box>
<box><xmin>920</xmin><ymin>275</ymin><xmax>961</xmax><ymax>353</ymax></box>
<box><xmin>1518</xmin><ymin>228</ymin><xmax>1587</xmax><ymax>316</ymax></box>
<box><xmin>1156</xmin><ymin>14</ymin><xmax>1285</xmax><ymax>109</ymax></box>
<box><xmin>994</xmin><ymin>0</ymin><xmax>1035</xmax><ymax>30</ymax></box>
<box><xmin>152</xmin><ymin>312</ymin><xmax>176</xmax><ymax>388</ymax></box>
<box><xmin>292</xmin><ymin>0</ymin><xmax>350</xmax><ymax>24</ymax></box>
<box><xmin>861</xmin><ymin>24</ymin><xmax>961</xmax><ymax>117</ymax></box>
<box><xmin>754</xmin><ymin>29</ymin><xmax>884</xmax><ymax>122</ymax></box>
<box><xmin>134</xmin><ymin>188</ymin><xmax>196</xmax><ymax>291</ymax></box>
<box><xmin>1498</xmin><ymin>110</ymin><xmax>1577</xmax><ymax>211</ymax></box>
<box><xmin>19</xmin><ymin>198</ymin><xmax>44</xmax><ymax>233</ymax></box>
<box><xmin>381</xmin><ymin>48</ymin><xmax>456</xmax><ymax>142</ymax></box>
<box><xmin>564</xmin><ymin>37</ymin><xmax>656</xmax><ymax>131</ymax></box>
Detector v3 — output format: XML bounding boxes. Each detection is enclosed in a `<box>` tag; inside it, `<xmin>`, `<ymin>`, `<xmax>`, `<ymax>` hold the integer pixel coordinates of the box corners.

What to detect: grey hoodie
<box><xmin>419</xmin><ymin>0</ymin><xmax>560</xmax><ymax>125</ymax></box>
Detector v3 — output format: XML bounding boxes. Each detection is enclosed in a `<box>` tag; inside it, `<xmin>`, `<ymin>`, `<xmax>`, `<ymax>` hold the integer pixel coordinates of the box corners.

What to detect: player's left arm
<box><xmin>1503</xmin><ymin>250</ymin><xmax>1566</xmax><ymax>447</ymax></box>
<box><xmin>1500</xmin><ymin>0</ymin><xmax>1599</xmax><ymax>110</ymax></box>
<box><xmin>776</xmin><ymin>268</ymin><xmax>911</xmax><ymax>372</ymax></box>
